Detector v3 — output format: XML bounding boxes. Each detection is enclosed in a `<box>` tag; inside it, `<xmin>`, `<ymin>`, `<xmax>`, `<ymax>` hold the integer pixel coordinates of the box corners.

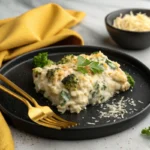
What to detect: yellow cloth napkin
<box><xmin>0</xmin><ymin>112</ymin><xmax>14</xmax><ymax>150</ymax></box>
<box><xmin>0</xmin><ymin>3</ymin><xmax>85</xmax><ymax>150</ymax></box>
<box><xmin>0</xmin><ymin>3</ymin><xmax>86</xmax><ymax>67</ymax></box>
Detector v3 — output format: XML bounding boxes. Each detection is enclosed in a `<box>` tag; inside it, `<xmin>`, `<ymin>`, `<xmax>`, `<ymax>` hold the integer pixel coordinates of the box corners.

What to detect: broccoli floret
<box><xmin>62</xmin><ymin>74</ymin><xmax>78</xmax><ymax>90</ymax></box>
<box><xmin>33</xmin><ymin>52</ymin><xmax>55</xmax><ymax>68</ymax></box>
<box><xmin>125</xmin><ymin>72</ymin><xmax>135</xmax><ymax>87</ymax></box>
<box><xmin>46</xmin><ymin>68</ymin><xmax>59</xmax><ymax>81</ymax></box>
<box><xmin>57</xmin><ymin>54</ymin><xmax>74</xmax><ymax>64</ymax></box>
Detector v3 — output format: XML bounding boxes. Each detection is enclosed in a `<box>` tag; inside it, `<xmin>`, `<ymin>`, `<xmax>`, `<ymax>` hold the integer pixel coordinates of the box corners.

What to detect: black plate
<box><xmin>0</xmin><ymin>45</ymin><xmax>150</xmax><ymax>140</ymax></box>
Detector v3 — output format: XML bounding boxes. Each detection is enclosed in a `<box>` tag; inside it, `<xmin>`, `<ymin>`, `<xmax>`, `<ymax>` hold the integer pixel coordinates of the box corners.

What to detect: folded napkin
<box><xmin>0</xmin><ymin>112</ymin><xmax>14</xmax><ymax>150</ymax></box>
<box><xmin>0</xmin><ymin>3</ymin><xmax>85</xmax><ymax>67</ymax></box>
<box><xmin>0</xmin><ymin>3</ymin><xmax>85</xmax><ymax>150</ymax></box>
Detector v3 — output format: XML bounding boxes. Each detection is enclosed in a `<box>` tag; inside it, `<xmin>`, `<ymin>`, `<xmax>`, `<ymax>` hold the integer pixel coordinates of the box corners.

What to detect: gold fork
<box><xmin>0</xmin><ymin>74</ymin><xmax>77</xmax><ymax>129</ymax></box>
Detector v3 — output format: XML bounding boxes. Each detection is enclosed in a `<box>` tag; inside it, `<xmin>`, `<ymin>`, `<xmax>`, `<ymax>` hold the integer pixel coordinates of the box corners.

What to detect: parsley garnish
<box><xmin>141</xmin><ymin>127</ymin><xmax>150</xmax><ymax>136</ymax></box>
<box><xmin>33</xmin><ymin>52</ymin><xmax>55</xmax><ymax>68</ymax></box>
<box><xmin>77</xmin><ymin>56</ymin><xmax>104</xmax><ymax>74</ymax></box>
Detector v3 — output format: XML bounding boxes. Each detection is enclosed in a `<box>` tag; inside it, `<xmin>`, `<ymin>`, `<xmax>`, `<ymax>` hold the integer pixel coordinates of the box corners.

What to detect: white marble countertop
<box><xmin>1</xmin><ymin>0</ymin><xmax>150</xmax><ymax>149</ymax></box>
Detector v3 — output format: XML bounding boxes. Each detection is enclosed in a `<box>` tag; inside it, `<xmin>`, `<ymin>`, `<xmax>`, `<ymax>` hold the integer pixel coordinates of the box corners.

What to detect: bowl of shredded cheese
<box><xmin>105</xmin><ymin>9</ymin><xmax>150</xmax><ymax>50</ymax></box>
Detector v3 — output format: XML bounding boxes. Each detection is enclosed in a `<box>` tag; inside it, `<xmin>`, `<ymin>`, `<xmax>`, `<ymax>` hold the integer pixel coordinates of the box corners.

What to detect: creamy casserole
<box><xmin>32</xmin><ymin>51</ymin><xmax>133</xmax><ymax>113</ymax></box>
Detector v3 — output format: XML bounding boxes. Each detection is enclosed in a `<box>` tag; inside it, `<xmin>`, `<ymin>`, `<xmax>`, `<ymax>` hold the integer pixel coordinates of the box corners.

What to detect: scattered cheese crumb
<box><xmin>98</xmin><ymin>96</ymin><xmax>139</xmax><ymax>120</ymax></box>
<box><xmin>87</xmin><ymin>122</ymin><xmax>96</xmax><ymax>125</ymax></box>
<box><xmin>85</xmin><ymin>96</ymin><xmax>142</xmax><ymax>126</ymax></box>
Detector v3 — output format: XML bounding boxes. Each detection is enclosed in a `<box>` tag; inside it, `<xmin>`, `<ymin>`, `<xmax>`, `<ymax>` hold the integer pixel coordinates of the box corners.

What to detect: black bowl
<box><xmin>105</xmin><ymin>8</ymin><xmax>150</xmax><ymax>50</ymax></box>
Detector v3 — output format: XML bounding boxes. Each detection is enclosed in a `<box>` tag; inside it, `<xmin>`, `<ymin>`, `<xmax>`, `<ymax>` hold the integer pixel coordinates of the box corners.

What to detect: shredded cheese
<box><xmin>113</xmin><ymin>11</ymin><xmax>150</xmax><ymax>32</ymax></box>
<box><xmin>98</xmin><ymin>96</ymin><xmax>143</xmax><ymax>122</ymax></box>
<box><xmin>83</xmin><ymin>96</ymin><xmax>144</xmax><ymax>126</ymax></box>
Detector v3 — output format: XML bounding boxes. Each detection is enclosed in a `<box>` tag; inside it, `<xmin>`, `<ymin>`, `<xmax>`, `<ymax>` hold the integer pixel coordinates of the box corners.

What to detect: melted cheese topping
<box><xmin>32</xmin><ymin>51</ymin><xmax>130</xmax><ymax>113</ymax></box>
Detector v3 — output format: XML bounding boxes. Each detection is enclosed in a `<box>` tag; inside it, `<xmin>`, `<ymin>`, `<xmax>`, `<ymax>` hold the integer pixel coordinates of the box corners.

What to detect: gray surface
<box><xmin>1</xmin><ymin>0</ymin><xmax>150</xmax><ymax>149</ymax></box>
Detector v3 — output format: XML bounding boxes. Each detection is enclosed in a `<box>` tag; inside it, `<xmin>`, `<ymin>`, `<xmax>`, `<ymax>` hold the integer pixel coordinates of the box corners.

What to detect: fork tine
<box><xmin>43</xmin><ymin>118</ymin><xmax>72</xmax><ymax>128</ymax></box>
<box><xmin>37</xmin><ymin>120</ymin><xmax>61</xmax><ymax>130</ymax></box>
<box><xmin>44</xmin><ymin>117</ymin><xmax>65</xmax><ymax>125</ymax></box>
<box><xmin>41</xmin><ymin>118</ymin><xmax>68</xmax><ymax>128</ymax></box>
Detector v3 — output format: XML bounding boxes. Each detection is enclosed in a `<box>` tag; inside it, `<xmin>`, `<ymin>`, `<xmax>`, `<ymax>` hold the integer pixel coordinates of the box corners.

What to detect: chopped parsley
<box><xmin>141</xmin><ymin>127</ymin><xmax>150</xmax><ymax>136</ymax></box>
<box><xmin>77</xmin><ymin>56</ymin><xmax>104</xmax><ymax>74</ymax></box>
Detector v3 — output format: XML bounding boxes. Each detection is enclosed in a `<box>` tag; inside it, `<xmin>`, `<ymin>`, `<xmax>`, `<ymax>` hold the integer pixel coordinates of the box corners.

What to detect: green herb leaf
<box><xmin>77</xmin><ymin>56</ymin><xmax>104</xmax><ymax>74</ymax></box>
<box><xmin>106</xmin><ymin>59</ymin><xmax>116</xmax><ymax>69</ymax></box>
<box><xmin>89</xmin><ymin>61</ymin><xmax>104</xmax><ymax>73</ymax></box>
<box><xmin>141</xmin><ymin>127</ymin><xmax>150</xmax><ymax>136</ymax></box>
<box><xmin>82</xmin><ymin>59</ymin><xmax>91</xmax><ymax>66</ymax></box>
<box><xmin>77</xmin><ymin>66</ymin><xmax>88</xmax><ymax>74</ymax></box>
<box><xmin>77</xmin><ymin>56</ymin><xmax>90</xmax><ymax>66</ymax></box>
<box><xmin>125</xmin><ymin>72</ymin><xmax>135</xmax><ymax>87</ymax></box>
<box><xmin>77</xmin><ymin>56</ymin><xmax>85</xmax><ymax>66</ymax></box>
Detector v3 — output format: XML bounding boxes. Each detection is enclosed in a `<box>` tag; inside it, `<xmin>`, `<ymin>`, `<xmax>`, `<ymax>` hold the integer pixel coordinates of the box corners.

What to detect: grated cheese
<box><xmin>99</xmin><ymin>96</ymin><xmax>127</xmax><ymax>119</ymax></box>
<box><xmin>113</xmin><ymin>11</ymin><xmax>150</xmax><ymax>32</ymax></box>
<box><xmin>85</xmin><ymin>96</ymin><xmax>144</xmax><ymax>126</ymax></box>
<box><xmin>138</xmin><ymin>100</ymin><xmax>144</xmax><ymax>104</ymax></box>
<box><xmin>92</xmin><ymin>117</ymin><xmax>96</xmax><ymax>119</ymax></box>
<box><xmin>98</xmin><ymin>96</ymin><xmax>143</xmax><ymax>121</ymax></box>
<box><xmin>87</xmin><ymin>122</ymin><xmax>96</xmax><ymax>125</ymax></box>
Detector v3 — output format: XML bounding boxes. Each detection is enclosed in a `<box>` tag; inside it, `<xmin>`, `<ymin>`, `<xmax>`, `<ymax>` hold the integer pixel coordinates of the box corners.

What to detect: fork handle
<box><xmin>0</xmin><ymin>74</ymin><xmax>39</xmax><ymax>106</ymax></box>
<box><xmin>0</xmin><ymin>84</ymin><xmax>32</xmax><ymax>109</ymax></box>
